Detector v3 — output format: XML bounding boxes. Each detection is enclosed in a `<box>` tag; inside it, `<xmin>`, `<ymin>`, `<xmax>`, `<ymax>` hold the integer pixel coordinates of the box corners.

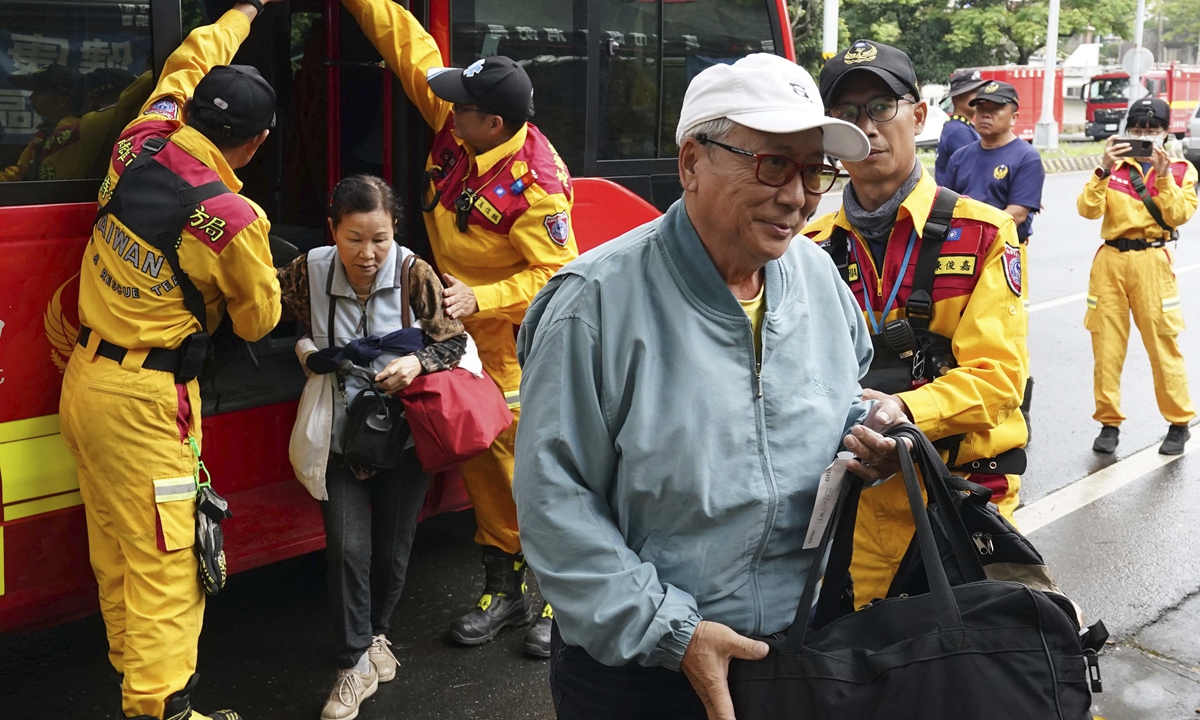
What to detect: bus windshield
<box><xmin>1088</xmin><ymin>77</ymin><xmax>1129</xmax><ymax>103</ymax></box>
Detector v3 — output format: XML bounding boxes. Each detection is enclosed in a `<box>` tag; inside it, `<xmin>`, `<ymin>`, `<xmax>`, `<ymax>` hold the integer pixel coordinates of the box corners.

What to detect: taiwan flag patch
<box><xmin>1002</xmin><ymin>244</ymin><xmax>1022</xmax><ymax>296</ymax></box>
<box><xmin>543</xmin><ymin>211</ymin><xmax>570</xmax><ymax>246</ymax></box>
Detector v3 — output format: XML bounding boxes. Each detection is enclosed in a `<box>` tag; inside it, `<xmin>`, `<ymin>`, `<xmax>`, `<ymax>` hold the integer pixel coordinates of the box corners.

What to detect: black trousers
<box><xmin>548</xmin><ymin>622</ymin><xmax>706</xmax><ymax>720</ymax></box>
<box><xmin>320</xmin><ymin>451</ymin><xmax>429</xmax><ymax>668</ymax></box>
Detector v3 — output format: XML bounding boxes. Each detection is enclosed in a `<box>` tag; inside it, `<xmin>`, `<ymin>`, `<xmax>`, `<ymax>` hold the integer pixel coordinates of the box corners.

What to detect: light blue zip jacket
<box><xmin>514</xmin><ymin>200</ymin><xmax>873</xmax><ymax>670</ymax></box>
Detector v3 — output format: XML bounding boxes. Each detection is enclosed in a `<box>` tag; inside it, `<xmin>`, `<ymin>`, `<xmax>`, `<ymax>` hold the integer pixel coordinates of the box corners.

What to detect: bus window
<box><xmin>0</xmin><ymin>0</ymin><xmax>153</xmax><ymax>188</ymax></box>
<box><xmin>451</xmin><ymin>0</ymin><xmax>587</xmax><ymax>174</ymax></box>
<box><xmin>659</xmin><ymin>0</ymin><xmax>773</xmax><ymax>157</ymax></box>
<box><xmin>597</xmin><ymin>0</ymin><xmax>660</xmax><ymax>161</ymax></box>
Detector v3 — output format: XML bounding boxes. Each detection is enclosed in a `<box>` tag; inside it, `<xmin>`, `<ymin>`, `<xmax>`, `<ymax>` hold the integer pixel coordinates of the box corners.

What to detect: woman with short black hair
<box><xmin>278</xmin><ymin>174</ymin><xmax>467</xmax><ymax>720</ymax></box>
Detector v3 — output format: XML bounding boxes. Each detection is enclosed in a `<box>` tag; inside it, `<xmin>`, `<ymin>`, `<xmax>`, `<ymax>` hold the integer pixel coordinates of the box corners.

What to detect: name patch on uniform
<box><xmin>935</xmin><ymin>255</ymin><xmax>977</xmax><ymax>276</ymax></box>
<box><xmin>145</xmin><ymin>98</ymin><xmax>179</xmax><ymax>120</ymax></box>
<box><xmin>543</xmin><ymin>211</ymin><xmax>570</xmax><ymax>246</ymax></box>
<box><xmin>472</xmin><ymin>195</ymin><xmax>503</xmax><ymax>225</ymax></box>
<box><xmin>847</xmin><ymin>263</ymin><xmax>860</xmax><ymax>282</ymax></box>
<box><xmin>1003</xmin><ymin>244</ymin><xmax>1022</xmax><ymax>296</ymax></box>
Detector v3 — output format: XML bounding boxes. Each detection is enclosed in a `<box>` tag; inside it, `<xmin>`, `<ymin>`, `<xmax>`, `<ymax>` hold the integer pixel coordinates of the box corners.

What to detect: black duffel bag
<box><xmin>728</xmin><ymin>423</ymin><xmax>1102</xmax><ymax>719</ymax></box>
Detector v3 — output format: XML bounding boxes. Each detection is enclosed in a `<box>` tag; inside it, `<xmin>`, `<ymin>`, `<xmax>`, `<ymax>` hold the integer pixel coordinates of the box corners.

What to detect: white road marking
<box><xmin>1028</xmin><ymin>262</ymin><xmax>1200</xmax><ymax>314</ymax></box>
<box><xmin>1014</xmin><ymin>436</ymin><xmax>1198</xmax><ymax>534</ymax></box>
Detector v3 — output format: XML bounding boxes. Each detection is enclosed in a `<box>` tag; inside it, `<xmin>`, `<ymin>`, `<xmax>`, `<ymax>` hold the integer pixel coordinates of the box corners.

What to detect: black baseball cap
<box><xmin>192</xmin><ymin>65</ymin><xmax>276</xmax><ymax>138</ymax></box>
<box><xmin>948</xmin><ymin>68</ymin><xmax>987</xmax><ymax>98</ymax></box>
<box><xmin>1127</xmin><ymin>97</ymin><xmax>1170</xmax><ymax>124</ymax></box>
<box><xmin>426</xmin><ymin>56</ymin><xmax>534</xmax><ymax>123</ymax></box>
<box><xmin>819</xmin><ymin>40</ymin><xmax>920</xmax><ymax>105</ymax></box>
<box><xmin>9</xmin><ymin>64</ymin><xmax>79</xmax><ymax>94</ymax></box>
<box><xmin>970</xmin><ymin>80</ymin><xmax>1020</xmax><ymax>108</ymax></box>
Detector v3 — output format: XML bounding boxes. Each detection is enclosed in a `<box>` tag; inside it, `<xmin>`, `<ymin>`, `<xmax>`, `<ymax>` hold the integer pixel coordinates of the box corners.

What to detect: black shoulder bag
<box><xmin>728</xmin><ymin>424</ymin><xmax>1106</xmax><ymax>720</ymax></box>
<box><xmin>334</xmin><ymin>254</ymin><xmax>416</xmax><ymax>470</ymax></box>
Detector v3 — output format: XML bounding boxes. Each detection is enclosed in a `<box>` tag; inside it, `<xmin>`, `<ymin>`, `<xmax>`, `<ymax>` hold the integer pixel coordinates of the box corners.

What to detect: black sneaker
<box><xmin>523</xmin><ymin>603</ymin><xmax>553</xmax><ymax>658</ymax></box>
<box><xmin>1092</xmin><ymin>425</ymin><xmax>1119</xmax><ymax>454</ymax></box>
<box><xmin>1159</xmin><ymin>424</ymin><xmax>1191</xmax><ymax>455</ymax></box>
<box><xmin>448</xmin><ymin>547</ymin><xmax>536</xmax><ymax>646</ymax></box>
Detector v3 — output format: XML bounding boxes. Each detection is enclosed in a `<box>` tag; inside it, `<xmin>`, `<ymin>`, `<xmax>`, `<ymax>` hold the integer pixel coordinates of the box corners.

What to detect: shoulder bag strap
<box><xmin>906</xmin><ymin>188</ymin><xmax>960</xmax><ymax>332</ymax></box>
<box><xmin>146</xmin><ymin>179</ymin><xmax>231</xmax><ymax>335</ymax></box>
<box><xmin>395</xmin><ymin>252</ymin><xmax>418</xmax><ymax>329</ymax></box>
<box><xmin>824</xmin><ymin>227</ymin><xmax>851</xmax><ymax>284</ymax></box>
<box><xmin>92</xmin><ymin>136</ymin><xmax>168</xmax><ymax>226</ymax></box>
<box><xmin>1128</xmin><ymin>169</ymin><xmax>1179</xmax><ymax>240</ymax></box>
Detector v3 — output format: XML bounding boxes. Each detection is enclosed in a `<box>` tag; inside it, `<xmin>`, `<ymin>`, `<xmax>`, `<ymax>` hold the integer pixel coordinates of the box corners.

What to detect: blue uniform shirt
<box><xmin>935</xmin><ymin>116</ymin><xmax>980</xmax><ymax>186</ymax></box>
<box><xmin>946</xmin><ymin>137</ymin><xmax>1045</xmax><ymax>241</ymax></box>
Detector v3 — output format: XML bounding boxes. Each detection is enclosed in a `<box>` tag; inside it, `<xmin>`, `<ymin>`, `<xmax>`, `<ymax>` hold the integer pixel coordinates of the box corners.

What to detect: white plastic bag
<box><xmin>289</xmin><ymin>337</ymin><xmax>332</xmax><ymax>500</ymax></box>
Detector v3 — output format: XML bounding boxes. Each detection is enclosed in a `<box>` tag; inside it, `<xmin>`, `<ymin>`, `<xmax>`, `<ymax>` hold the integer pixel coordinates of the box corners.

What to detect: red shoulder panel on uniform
<box><xmin>519</xmin><ymin>124</ymin><xmax>573</xmax><ymax>199</ymax></box>
<box><xmin>156</xmin><ymin>142</ymin><xmax>260</xmax><ymax>254</ymax></box>
<box><xmin>1171</xmin><ymin>161</ymin><xmax>1189</xmax><ymax>188</ymax></box>
<box><xmin>109</xmin><ymin>120</ymin><xmax>177</xmax><ymax>178</ymax></box>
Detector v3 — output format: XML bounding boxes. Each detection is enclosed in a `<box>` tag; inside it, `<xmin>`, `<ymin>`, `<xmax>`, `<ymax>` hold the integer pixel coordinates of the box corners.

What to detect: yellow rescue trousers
<box><xmin>460</xmin><ymin>316</ymin><xmax>523</xmax><ymax>554</ymax></box>
<box><xmin>1085</xmin><ymin>244</ymin><xmax>1195</xmax><ymax>427</ymax></box>
<box><xmin>849</xmin><ymin>470</ymin><xmax>1020</xmax><ymax>607</ymax></box>
<box><xmin>60</xmin><ymin>347</ymin><xmax>204</xmax><ymax>720</ymax></box>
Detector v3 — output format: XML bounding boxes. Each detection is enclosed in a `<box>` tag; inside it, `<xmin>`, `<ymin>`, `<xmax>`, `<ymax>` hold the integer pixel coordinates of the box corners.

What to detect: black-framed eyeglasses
<box><xmin>827</xmin><ymin>96</ymin><xmax>915</xmax><ymax>124</ymax></box>
<box><xmin>696</xmin><ymin>135</ymin><xmax>840</xmax><ymax>193</ymax></box>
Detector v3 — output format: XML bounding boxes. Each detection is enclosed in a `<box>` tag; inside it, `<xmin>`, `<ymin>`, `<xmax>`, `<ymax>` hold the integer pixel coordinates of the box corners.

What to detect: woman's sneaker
<box><xmin>369</xmin><ymin>635</ymin><xmax>399</xmax><ymax>682</ymax></box>
<box><xmin>320</xmin><ymin>664</ymin><xmax>379</xmax><ymax>720</ymax></box>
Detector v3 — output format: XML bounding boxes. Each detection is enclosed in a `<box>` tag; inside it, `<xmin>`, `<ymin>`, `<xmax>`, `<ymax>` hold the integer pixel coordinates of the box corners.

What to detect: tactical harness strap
<box><xmin>90</xmin><ymin>136</ymin><xmax>232</xmax><ymax>380</ymax></box>
<box><xmin>1127</xmin><ymin>170</ymin><xmax>1180</xmax><ymax>242</ymax></box>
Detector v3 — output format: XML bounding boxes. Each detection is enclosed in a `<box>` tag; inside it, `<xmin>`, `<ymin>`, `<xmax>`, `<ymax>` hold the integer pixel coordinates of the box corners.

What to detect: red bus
<box><xmin>0</xmin><ymin>0</ymin><xmax>794</xmax><ymax>631</ymax></box>
<box><xmin>1085</xmin><ymin>63</ymin><xmax>1200</xmax><ymax>140</ymax></box>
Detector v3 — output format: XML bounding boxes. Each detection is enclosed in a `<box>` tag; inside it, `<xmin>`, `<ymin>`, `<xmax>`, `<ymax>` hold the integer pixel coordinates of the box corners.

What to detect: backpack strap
<box><xmin>906</xmin><ymin>188</ymin><xmax>960</xmax><ymax>332</ymax></box>
<box><xmin>824</xmin><ymin>226</ymin><xmax>851</xmax><ymax>284</ymax></box>
<box><xmin>1128</xmin><ymin>169</ymin><xmax>1180</xmax><ymax>241</ymax></box>
<box><xmin>395</xmin><ymin>252</ymin><xmax>418</xmax><ymax>329</ymax></box>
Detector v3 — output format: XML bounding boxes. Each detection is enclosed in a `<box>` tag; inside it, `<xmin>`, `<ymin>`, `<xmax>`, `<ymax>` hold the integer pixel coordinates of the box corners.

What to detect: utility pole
<box><xmin>1034</xmin><ymin>0</ymin><xmax>1061</xmax><ymax>149</ymax></box>
<box><xmin>1123</xmin><ymin>0</ymin><xmax>1147</xmax><ymax>134</ymax></box>
<box><xmin>822</xmin><ymin>0</ymin><xmax>838</xmax><ymax>60</ymax></box>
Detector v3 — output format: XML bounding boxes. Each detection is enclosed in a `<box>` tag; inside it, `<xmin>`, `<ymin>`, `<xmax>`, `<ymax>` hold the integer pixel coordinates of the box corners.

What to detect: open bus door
<box><xmin>0</xmin><ymin>0</ymin><xmax>791</xmax><ymax>631</ymax></box>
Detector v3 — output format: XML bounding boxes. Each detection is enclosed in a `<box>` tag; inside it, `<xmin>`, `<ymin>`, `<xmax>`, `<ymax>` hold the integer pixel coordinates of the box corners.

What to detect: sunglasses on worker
<box><xmin>696</xmin><ymin>135</ymin><xmax>840</xmax><ymax>193</ymax></box>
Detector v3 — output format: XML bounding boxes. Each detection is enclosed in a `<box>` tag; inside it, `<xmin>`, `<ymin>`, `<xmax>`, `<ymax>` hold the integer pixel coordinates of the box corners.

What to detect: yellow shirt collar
<box><xmin>832</xmin><ymin>165</ymin><xmax>938</xmax><ymax>238</ymax></box>
<box><xmin>169</xmin><ymin>124</ymin><xmax>243</xmax><ymax>193</ymax></box>
<box><xmin>473</xmin><ymin>123</ymin><xmax>528</xmax><ymax>175</ymax></box>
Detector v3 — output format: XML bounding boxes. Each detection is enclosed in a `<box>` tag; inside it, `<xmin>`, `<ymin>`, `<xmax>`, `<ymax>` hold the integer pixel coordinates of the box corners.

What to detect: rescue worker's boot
<box><xmin>1093</xmin><ymin>425</ymin><xmax>1120</xmax><ymax>454</ymax></box>
<box><xmin>523</xmin><ymin>602</ymin><xmax>553</xmax><ymax>658</ymax></box>
<box><xmin>133</xmin><ymin>674</ymin><xmax>242</xmax><ymax>720</ymax></box>
<box><xmin>448</xmin><ymin>546</ymin><xmax>536</xmax><ymax>646</ymax></box>
<box><xmin>1159</xmin><ymin>424</ymin><xmax>1191</xmax><ymax>455</ymax></box>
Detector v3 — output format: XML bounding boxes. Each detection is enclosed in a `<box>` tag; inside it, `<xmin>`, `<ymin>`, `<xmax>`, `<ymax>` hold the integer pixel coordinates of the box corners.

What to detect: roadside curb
<box><xmin>1042</xmin><ymin>155</ymin><xmax>1101</xmax><ymax>174</ymax></box>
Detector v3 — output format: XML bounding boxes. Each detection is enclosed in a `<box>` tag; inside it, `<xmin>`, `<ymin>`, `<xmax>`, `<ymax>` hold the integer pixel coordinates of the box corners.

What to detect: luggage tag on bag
<box><xmin>804</xmin><ymin>451</ymin><xmax>854</xmax><ymax>549</ymax></box>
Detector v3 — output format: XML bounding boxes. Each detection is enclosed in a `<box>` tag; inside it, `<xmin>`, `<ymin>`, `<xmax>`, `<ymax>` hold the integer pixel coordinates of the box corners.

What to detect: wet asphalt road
<box><xmin>4</xmin><ymin>170</ymin><xmax>1200</xmax><ymax>718</ymax></box>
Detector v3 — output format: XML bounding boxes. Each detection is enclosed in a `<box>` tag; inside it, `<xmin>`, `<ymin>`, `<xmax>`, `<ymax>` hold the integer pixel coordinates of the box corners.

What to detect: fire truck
<box><xmin>1084</xmin><ymin>63</ymin><xmax>1200</xmax><ymax>140</ymax></box>
<box><xmin>0</xmin><ymin>0</ymin><xmax>793</xmax><ymax>631</ymax></box>
<box><xmin>955</xmin><ymin>65</ymin><xmax>1064</xmax><ymax>142</ymax></box>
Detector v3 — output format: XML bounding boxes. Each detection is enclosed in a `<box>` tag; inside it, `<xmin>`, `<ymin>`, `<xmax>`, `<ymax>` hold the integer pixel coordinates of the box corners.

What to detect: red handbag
<box><xmin>398</xmin><ymin>368</ymin><xmax>513</xmax><ymax>473</ymax></box>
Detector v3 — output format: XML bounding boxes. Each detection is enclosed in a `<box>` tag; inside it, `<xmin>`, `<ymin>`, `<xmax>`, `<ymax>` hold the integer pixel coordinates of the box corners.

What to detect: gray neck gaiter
<box><xmin>842</xmin><ymin>160</ymin><xmax>922</xmax><ymax>266</ymax></box>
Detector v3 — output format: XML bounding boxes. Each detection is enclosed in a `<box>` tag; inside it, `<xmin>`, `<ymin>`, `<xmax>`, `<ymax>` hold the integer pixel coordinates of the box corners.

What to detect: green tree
<box><xmin>945</xmin><ymin>0</ymin><xmax>1134</xmax><ymax>66</ymax></box>
<box><xmin>1156</xmin><ymin>0</ymin><xmax>1200</xmax><ymax>51</ymax></box>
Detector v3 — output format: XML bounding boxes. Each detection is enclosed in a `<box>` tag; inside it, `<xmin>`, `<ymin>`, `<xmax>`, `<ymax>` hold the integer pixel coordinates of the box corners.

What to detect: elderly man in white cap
<box><xmin>512</xmin><ymin>55</ymin><xmax>910</xmax><ymax>720</ymax></box>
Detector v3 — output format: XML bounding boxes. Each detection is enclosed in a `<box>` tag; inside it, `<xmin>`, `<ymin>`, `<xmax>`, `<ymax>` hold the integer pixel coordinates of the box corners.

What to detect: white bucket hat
<box><xmin>675</xmin><ymin>54</ymin><xmax>870</xmax><ymax>162</ymax></box>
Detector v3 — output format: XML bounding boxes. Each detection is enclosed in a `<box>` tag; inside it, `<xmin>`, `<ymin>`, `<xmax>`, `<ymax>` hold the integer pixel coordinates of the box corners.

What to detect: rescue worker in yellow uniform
<box><xmin>1</xmin><ymin>64</ymin><xmax>153</xmax><ymax>182</ymax></box>
<box><xmin>806</xmin><ymin>41</ymin><xmax>1029</xmax><ymax>606</ymax></box>
<box><xmin>58</xmin><ymin>2</ymin><xmax>282</xmax><ymax>718</ymax></box>
<box><xmin>341</xmin><ymin>0</ymin><xmax>578</xmax><ymax>657</ymax></box>
<box><xmin>1078</xmin><ymin>96</ymin><xmax>1198</xmax><ymax>456</ymax></box>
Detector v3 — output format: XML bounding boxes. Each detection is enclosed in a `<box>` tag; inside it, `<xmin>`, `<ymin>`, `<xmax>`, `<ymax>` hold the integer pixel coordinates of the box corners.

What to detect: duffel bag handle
<box><xmin>783</xmin><ymin>424</ymin><xmax>965</xmax><ymax>654</ymax></box>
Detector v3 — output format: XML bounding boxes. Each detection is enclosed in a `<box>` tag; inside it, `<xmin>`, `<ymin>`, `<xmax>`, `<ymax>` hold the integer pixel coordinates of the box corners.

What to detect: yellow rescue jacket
<box><xmin>76</xmin><ymin>9</ymin><xmax>281</xmax><ymax>356</ymax></box>
<box><xmin>1077</xmin><ymin>158</ymin><xmax>1198</xmax><ymax>239</ymax></box>
<box><xmin>343</xmin><ymin>0</ymin><xmax>578</xmax><ymax>393</ymax></box>
<box><xmin>805</xmin><ymin>170</ymin><xmax>1029</xmax><ymax>465</ymax></box>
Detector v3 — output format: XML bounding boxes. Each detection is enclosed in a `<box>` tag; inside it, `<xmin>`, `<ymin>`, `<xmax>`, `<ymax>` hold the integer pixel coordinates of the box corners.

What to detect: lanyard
<box><xmin>850</xmin><ymin>229</ymin><xmax>918</xmax><ymax>335</ymax></box>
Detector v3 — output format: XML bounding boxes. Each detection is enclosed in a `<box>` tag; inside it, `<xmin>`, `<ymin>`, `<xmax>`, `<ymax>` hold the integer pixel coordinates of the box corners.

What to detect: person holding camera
<box><xmin>1078</xmin><ymin>97</ymin><xmax>1198</xmax><ymax>456</ymax></box>
<box><xmin>277</xmin><ymin>175</ymin><xmax>467</xmax><ymax>720</ymax></box>
<box><xmin>805</xmin><ymin>41</ymin><xmax>1030</xmax><ymax>608</ymax></box>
